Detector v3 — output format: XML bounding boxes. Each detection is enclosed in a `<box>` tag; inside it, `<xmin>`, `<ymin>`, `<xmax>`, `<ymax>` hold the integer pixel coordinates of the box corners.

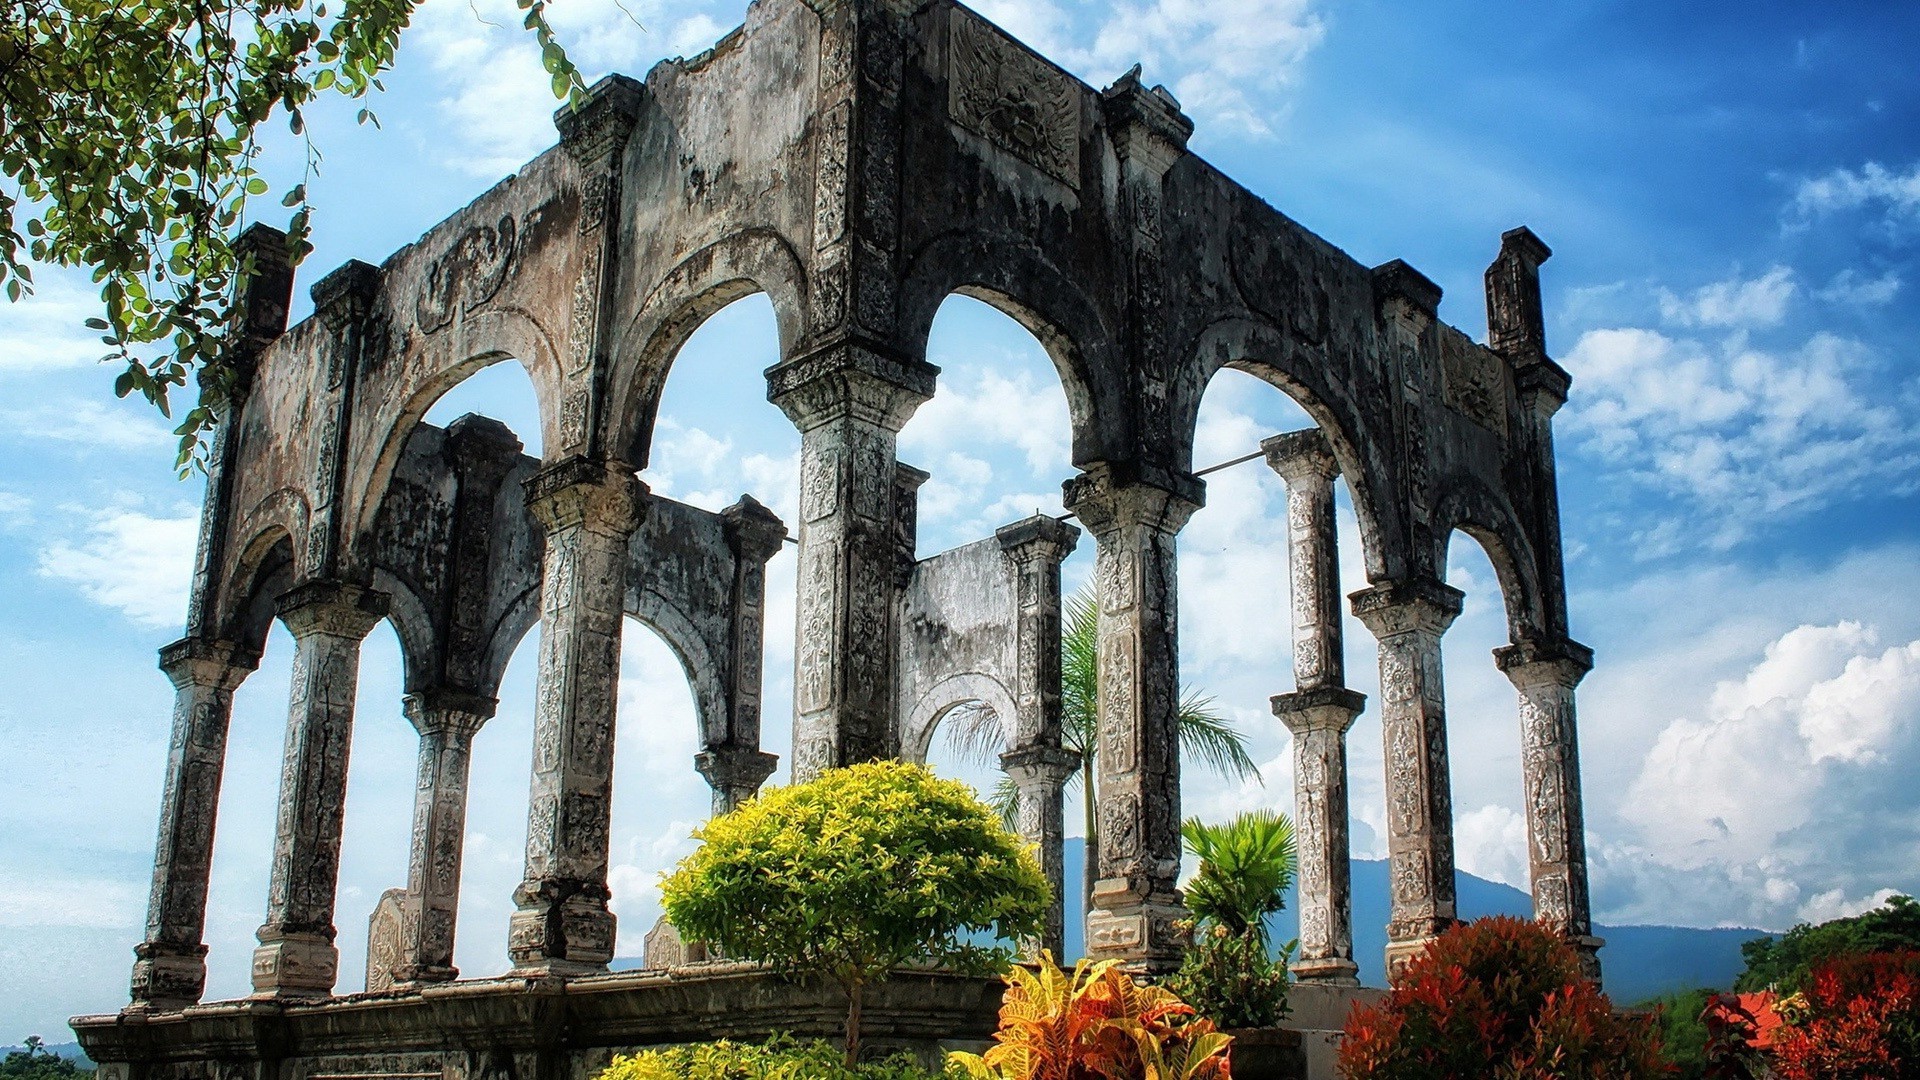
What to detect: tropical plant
<box><xmin>1337</xmin><ymin>916</ymin><xmax>1668</xmax><ymax>1080</ymax></box>
<box><xmin>1179</xmin><ymin>811</ymin><xmax>1295</xmax><ymax>940</ymax></box>
<box><xmin>659</xmin><ymin>761</ymin><xmax>1050</xmax><ymax>1066</ymax></box>
<box><xmin>1169</xmin><ymin>923</ymin><xmax>1293</xmax><ymax>1032</ymax></box>
<box><xmin>594</xmin><ymin>1035</ymin><xmax>945</xmax><ymax>1080</ymax></box>
<box><xmin>0</xmin><ymin>1039</ymin><xmax>90</xmax><ymax>1080</ymax></box>
<box><xmin>944</xmin><ymin>587</ymin><xmax>1261</xmax><ymax>919</ymax></box>
<box><xmin>1736</xmin><ymin>893</ymin><xmax>1920</xmax><ymax>993</ymax></box>
<box><xmin>945</xmin><ymin>951</ymin><xmax>1232</xmax><ymax>1080</ymax></box>
<box><xmin>1768</xmin><ymin>949</ymin><xmax>1920</xmax><ymax>1079</ymax></box>
<box><xmin>1</xmin><ymin>0</ymin><xmax>582</xmax><ymax>471</ymax></box>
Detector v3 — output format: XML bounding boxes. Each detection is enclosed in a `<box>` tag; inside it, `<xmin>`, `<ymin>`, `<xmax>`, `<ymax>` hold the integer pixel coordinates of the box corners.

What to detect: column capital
<box><xmin>403</xmin><ymin>689</ymin><xmax>496</xmax><ymax>738</ymax></box>
<box><xmin>1350</xmin><ymin>578</ymin><xmax>1463</xmax><ymax>639</ymax></box>
<box><xmin>766</xmin><ymin>339</ymin><xmax>937</xmax><ymax>432</ymax></box>
<box><xmin>996</xmin><ymin>514</ymin><xmax>1081</xmax><ymax>566</ymax></box>
<box><xmin>694</xmin><ymin>744</ymin><xmax>779</xmax><ymax>795</ymax></box>
<box><xmin>274</xmin><ymin>580</ymin><xmax>389</xmax><ymax>639</ymax></box>
<box><xmin>445</xmin><ymin>413</ymin><xmax>526</xmax><ymax>482</ymax></box>
<box><xmin>1272</xmin><ymin>686</ymin><xmax>1366</xmax><ymax>735</ymax></box>
<box><xmin>158</xmin><ymin>637</ymin><xmax>260</xmax><ymax>691</ymax></box>
<box><xmin>1000</xmin><ymin>744</ymin><xmax>1081</xmax><ymax>786</ymax></box>
<box><xmin>554</xmin><ymin>74</ymin><xmax>645</xmax><ymax>169</ymax></box>
<box><xmin>1494</xmin><ymin>637</ymin><xmax>1594</xmax><ymax>690</ymax></box>
<box><xmin>309</xmin><ymin>259</ymin><xmax>382</xmax><ymax>336</ymax></box>
<box><xmin>1372</xmin><ymin>259</ymin><xmax>1443</xmax><ymax>321</ymax></box>
<box><xmin>1100</xmin><ymin>67</ymin><xmax>1193</xmax><ymax>176</ymax></box>
<box><xmin>1061</xmin><ymin>461</ymin><xmax>1202</xmax><ymax>537</ymax></box>
<box><xmin>525</xmin><ymin>455</ymin><xmax>646</xmax><ymax>537</ymax></box>
<box><xmin>1513</xmin><ymin>357</ymin><xmax>1574</xmax><ymax>419</ymax></box>
<box><xmin>1261</xmin><ymin>428</ymin><xmax>1339</xmax><ymax>487</ymax></box>
<box><xmin>721</xmin><ymin>494</ymin><xmax>788</xmax><ymax>564</ymax></box>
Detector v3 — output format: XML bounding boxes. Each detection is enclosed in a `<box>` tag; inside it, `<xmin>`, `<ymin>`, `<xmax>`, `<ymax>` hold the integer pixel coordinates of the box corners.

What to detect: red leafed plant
<box><xmin>1769</xmin><ymin>949</ymin><xmax>1920</xmax><ymax>1080</ymax></box>
<box><xmin>1336</xmin><ymin>916</ymin><xmax>1669</xmax><ymax>1079</ymax></box>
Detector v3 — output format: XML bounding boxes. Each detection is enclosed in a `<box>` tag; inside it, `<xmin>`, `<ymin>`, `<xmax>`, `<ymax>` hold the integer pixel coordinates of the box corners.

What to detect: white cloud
<box><xmin>1815</xmin><ymin>269</ymin><xmax>1901</xmax><ymax>307</ymax></box>
<box><xmin>1454</xmin><ymin>805</ymin><xmax>1530</xmax><ymax>892</ymax></box>
<box><xmin>0</xmin><ymin>395</ymin><xmax>175</xmax><ymax>451</ymax></box>
<box><xmin>0</xmin><ymin>267</ymin><xmax>109</xmax><ymax>371</ymax></box>
<box><xmin>1657</xmin><ymin>266</ymin><xmax>1795</xmax><ymax>329</ymax></box>
<box><xmin>1792</xmin><ymin>160</ymin><xmax>1920</xmax><ymax>223</ymax></box>
<box><xmin>38</xmin><ymin>506</ymin><xmax>199</xmax><ymax>627</ymax></box>
<box><xmin>1797</xmin><ymin>886</ymin><xmax>1900</xmax><ymax>926</ymax></box>
<box><xmin>0</xmin><ymin>877</ymin><xmax>144</xmax><ymax>930</ymax></box>
<box><xmin>903</xmin><ymin>367</ymin><xmax>1071</xmax><ymax>477</ymax></box>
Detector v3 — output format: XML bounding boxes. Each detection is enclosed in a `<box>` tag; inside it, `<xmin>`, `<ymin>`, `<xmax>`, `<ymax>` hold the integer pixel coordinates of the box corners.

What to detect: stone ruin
<box><xmin>76</xmin><ymin>0</ymin><xmax>1597</xmax><ymax>1072</ymax></box>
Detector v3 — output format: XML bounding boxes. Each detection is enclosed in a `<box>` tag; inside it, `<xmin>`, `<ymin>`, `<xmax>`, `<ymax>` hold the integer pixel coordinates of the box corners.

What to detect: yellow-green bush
<box><xmin>595</xmin><ymin>1037</ymin><xmax>945</xmax><ymax>1080</ymax></box>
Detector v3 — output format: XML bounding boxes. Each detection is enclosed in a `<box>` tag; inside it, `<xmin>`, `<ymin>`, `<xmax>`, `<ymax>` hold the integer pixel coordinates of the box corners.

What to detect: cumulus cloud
<box><xmin>1814</xmin><ymin>269</ymin><xmax>1901</xmax><ymax>307</ymax></box>
<box><xmin>0</xmin><ymin>267</ymin><xmax>111</xmax><ymax>371</ymax></box>
<box><xmin>38</xmin><ymin>506</ymin><xmax>199</xmax><ymax>627</ymax></box>
<box><xmin>1657</xmin><ymin>267</ymin><xmax>1795</xmax><ymax>329</ymax></box>
<box><xmin>1791</xmin><ymin>160</ymin><xmax>1920</xmax><ymax>224</ymax></box>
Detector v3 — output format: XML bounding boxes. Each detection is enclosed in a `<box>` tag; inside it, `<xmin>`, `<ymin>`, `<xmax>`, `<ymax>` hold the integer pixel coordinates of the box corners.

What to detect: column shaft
<box><xmin>1063</xmin><ymin>465</ymin><xmax>1198</xmax><ymax>972</ymax></box>
<box><xmin>391</xmin><ymin>692</ymin><xmax>491</xmax><ymax>985</ymax></box>
<box><xmin>1496</xmin><ymin>640</ymin><xmax>1603</xmax><ymax>978</ymax></box>
<box><xmin>1351</xmin><ymin>578</ymin><xmax>1462</xmax><ymax>983</ymax></box>
<box><xmin>1001</xmin><ymin>746</ymin><xmax>1079</xmax><ymax>960</ymax></box>
<box><xmin>1275</xmin><ymin>690</ymin><xmax>1364</xmax><ymax>985</ymax></box>
<box><xmin>509</xmin><ymin>458</ymin><xmax>643</xmax><ymax>975</ymax></box>
<box><xmin>130</xmin><ymin>639</ymin><xmax>258</xmax><ymax>1009</ymax></box>
<box><xmin>252</xmin><ymin>581</ymin><xmax>388</xmax><ymax>998</ymax></box>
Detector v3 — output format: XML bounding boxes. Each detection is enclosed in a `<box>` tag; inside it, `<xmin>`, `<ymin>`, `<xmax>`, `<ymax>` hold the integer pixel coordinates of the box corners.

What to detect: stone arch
<box><xmin>1180</xmin><ymin>315</ymin><xmax>1402</xmax><ymax>582</ymax></box>
<box><xmin>626</xmin><ymin>592</ymin><xmax>729</xmax><ymax>751</ymax></box>
<box><xmin>482</xmin><ymin>582</ymin><xmax>544</xmax><ymax>703</ymax></box>
<box><xmin>344</xmin><ymin>309</ymin><xmax>561</xmax><ymax>567</ymax></box>
<box><xmin>900</xmin><ymin>671</ymin><xmax>1020</xmax><ymax>766</ymax></box>
<box><xmin>607</xmin><ymin>229</ymin><xmax>809</xmax><ymax>467</ymax></box>
<box><xmin>898</xmin><ymin>231</ymin><xmax>1119</xmax><ymax>466</ymax></box>
<box><xmin>218</xmin><ymin>496</ymin><xmax>308</xmax><ymax>649</ymax></box>
<box><xmin>370</xmin><ymin>567</ymin><xmax>440</xmax><ymax>697</ymax></box>
<box><xmin>1434</xmin><ymin>482</ymin><xmax>1546</xmax><ymax>643</ymax></box>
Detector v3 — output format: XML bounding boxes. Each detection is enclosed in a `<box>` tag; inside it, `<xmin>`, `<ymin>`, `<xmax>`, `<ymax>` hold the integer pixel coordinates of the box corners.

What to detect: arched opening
<box><xmin>422</xmin><ymin>359</ymin><xmax>545</xmax><ymax>459</ymax></box>
<box><xmin>1442</xmin><ymin>531</ymin><xmax>1535</xmax><ymax>918</ymax></box>
<box><xmin>332</xmin><ymin>618</ymin><xmax>415</xmax><ymax>990</ymax></box>
<box><xmin>451</xmin><ymin>627</ymin><xmax>539</xmax><ymax>980</ymax></box>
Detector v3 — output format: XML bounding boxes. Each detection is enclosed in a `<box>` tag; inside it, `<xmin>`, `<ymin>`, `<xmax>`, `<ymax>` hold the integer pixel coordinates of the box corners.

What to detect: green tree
<box><xmin>944</xmin><ymin>587</ymin><xmax>1260</xmax><ymax>926</ymax></box>
<box><xmin>659</xmin><ymin>761</ymin><xmax>1049</xmax><ymax>1067</ymax></box>
<box><xmin>0</xmin><ymin>0</ymin><xmax>580</xmax><ymax>471</ymax></box>
<box><xmin>1</xmin><ymin>1039</ymin><xmax>91</xmax><ymax>1080</ymax></box>
<box><xmin>1638</xmin><ymin>987</ymin><xmax>1718</xmax><ymax>1080</ymax></box>
<box><xmin>1736</xmin><ymin>893</ymin><xmax>1920</xmax><ymax>993</ymax></box>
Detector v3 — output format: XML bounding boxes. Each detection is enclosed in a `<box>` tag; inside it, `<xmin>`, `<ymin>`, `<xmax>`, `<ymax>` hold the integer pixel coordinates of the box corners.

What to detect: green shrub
<box><xmin>1170</xmin><ymin>921</ymin><xmax>1294</xmax><ymax>1030</ymax></box>
<box><xmin>1167</xmin><ymin>811</ymin><xmax>1296</xmax><ymax>1030</ymax></box>
<box><xmin>1737</xmin><ymin>894</ymin><xmax>1920</xmax><ymax>993</ymax></box>
<box><xmin>595</xmin><ymin>1036</ymin><xmax>945</xmax><ymax>1080</ymax></box>
<box><xmin>660</xmin><ymin>761</ymin><xmax>1050</xmax><ymax>1065</ymax></box>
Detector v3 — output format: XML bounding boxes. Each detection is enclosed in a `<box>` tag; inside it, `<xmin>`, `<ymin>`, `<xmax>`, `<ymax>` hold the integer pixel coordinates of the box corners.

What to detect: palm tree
<box><xmin>944</xmin><ymin>586</ymin><xmax>1262</xmax><ymax>927</ymax></box>
<box><xmin>1181</xmin><ymin>810</ymin><xmax>1296</xmax><ymax>941</ymax></box>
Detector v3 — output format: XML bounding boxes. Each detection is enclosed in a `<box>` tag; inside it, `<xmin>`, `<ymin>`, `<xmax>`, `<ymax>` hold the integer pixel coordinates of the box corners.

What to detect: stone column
<box><xmin>391</xmin><ymin>689</ymin><xmax>493</xmax><ymax>985</ymax></box>
<box><xmin>1495</xmin><ymin>638</ymin><xmax>1603</xmax><ymax>979</ymax></box>
<box><xmin>129</xmin><ymin>639</ymin><xmax>260</xmax><ymax>1010</ymax></box>
<box><xmin>1350</xmin><ymin>577</ymin><xmax>1463</xmax><ymax>983</ymax></box>
<box><xmin>1000</xmin><ymin>746</ymin><xmax>1080</xmax><ymax>959</ymax></box>
<box><xmin>695</xmin><ymin>745</ymin><xmax>779</xmax><ymax>817</ymax></box>
<box><xmin>1264</xmin><ymin>424</ymin><xmax>1364</xmax><ymax>986</ymax></box>
<box><xmin>508</xmin><ymin>457</ymin><xmax>645</xmax><ymax>976</ymax></box>
<box><xmin>1062</xmin><ymin>463</ymin><xmax>1200</xmax><ymax>973</ymax></box>
<box><xmin>769</xmin><ymin>343</ymin><xmax>935</xmax><ymax>779</ymax></box>
<box><xmin>691</xmin><ymin>494</ymin><xmax>787</xmax><ymax>817</ymax></box>
<box><xmin>252</xmin><ymin>581</ymin><xmax>389</xmax><ymax>998</ymax></box>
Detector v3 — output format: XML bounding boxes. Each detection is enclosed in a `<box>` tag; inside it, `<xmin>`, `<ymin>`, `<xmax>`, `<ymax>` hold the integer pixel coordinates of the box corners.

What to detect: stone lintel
<box><xmin>1260</xmin><ymin>428</ymin><xmax>1338</xmax><ymax>485</ymax></box>
<box><xmin>1493</xmin><ymin>637</ymin><xmax>1594</xmax><ymax>687</ymax></box>
<box><xmin>1349</xmin><ymin>578</ymin><xmax>1463</xmax><ymax>638</ymax></box>
<box><xmin>1512</xmin><ymin>356</ymin><xmax>1574</xmax><ymax>416</ymax></box>
<box><xmin>765</xmin><ymin>338</ymin><xmax>939</xmax><ymax>431</ymax></box>
<box><xmin>402</xmin><ymin>689</ymin><xmax>496</xmax><ymax>736</ymax></box>
<box><xmin>1500</xmin><ymin>225</ymin><xmax>1553</xmax><ymax>267</ymax></box>
<box><xmin>554</xmin><ymin>74</ymin><xmax>646</xmax><ymax>167</ymax></box>
<box><xmin>1271</xmin><ymin>686</ymin><xmax>1366</xmax><ymax>734</ymax></box>
<box><xmin>998</xmin><ymin>744</ymin><xmax>1080</xmax><ymax>783</ymax></box>
<box><xmin>308</xmin><ymin>259</ymin><xmax>382</xmax><ymax>333</ymax></box>
<box><xmin>995</xmin><ymin>514</ymin><xmax>1080</xmax><ymax>564</ymax></box>
<box><xmin>720</xmin><ymin>494</ymin><xmax>788</xmax><ymax>562</ymax></box>
<box><xmin>273</xmin><ymin>580</ymin><xmax>389</xmax><ymax>639</ymax></box>
<box><xmin>1100</xmin><ymin>66</ymin><xmax>1193</xmax><ymax>175</ymax></box>
<box><xmin>157</xmin><ymin>637</ymin><xmax>260</xmax><ymax>690</ymax></box>
<box><xmin>524</xmin><ymin>456</ymin><xmax>647</xmax><ymax>536</ymax></box>
<box><xmin>694</xmin><ymin>744</ymin><xmax>779</xmax><ymax>793</ymax></box>
<box><xmin>1370</xmin><ymin>259</ymin><xmax>1443</xmax><ymax>320</ymax></box>
<box><xmin>1061</xmin><ymin>461</ymin><xmax>1203</xmax><ymax>535</ymax></box>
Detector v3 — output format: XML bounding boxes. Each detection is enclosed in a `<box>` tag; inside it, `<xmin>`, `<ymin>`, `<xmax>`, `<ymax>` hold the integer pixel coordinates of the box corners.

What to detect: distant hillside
<box><xmin>1</xmin><ymin>1044</ymin><xmax>92</xmax><ymax>1069</ymax></box>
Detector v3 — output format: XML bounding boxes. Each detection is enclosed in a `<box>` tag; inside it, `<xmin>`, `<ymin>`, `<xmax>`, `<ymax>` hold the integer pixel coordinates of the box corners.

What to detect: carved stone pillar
<box><xmin>1350</xmin><ymin>577</ymin><xmax>1462</xmax><ymax>983</ymax></box>
<box><xmin>1062</xmin><ymin>462</ymin><xmax>1200</xmax><ymax>972</ymax></box>
<box><xmin>252</xmin><ymin>581</ymin><xmax>389</xmax><ymax>998</ymax></box>
<box><xmin>128</xmin><ymin>639</ymin><xmax>259</xmax><ymax>1010</ymax></box>
<box><xmin>1000</xmin><ymin>745</ymin><xmax>1080</xmax><ymax>959</ymax></box>
<box><xmin>692</xmin><ymin>494</ymin><xmax>788</xmax><ymax>816</ymax></box>
<box><xmin>1495</xmin><ymin>638</ymin><xmax>1603</xmax><ymax>979</ymax></box>
<box><xmin>695</xmin><ymin>744</ymin><xmax>779</xmax><ymax>817</ymax></box>
<box><xmin>769</xmin><ymin>343</ymin><xmax>935</xmax><ymax>779</ymax></box>
<box><xmin>391</xmin><ymin>689</ymin><xmax>493</xmax><ymax>986</ymax></box>
<box><xmin>508</xmin><ymin>457</ymin><xmax>644</xmax><ymax>976</ymax></box>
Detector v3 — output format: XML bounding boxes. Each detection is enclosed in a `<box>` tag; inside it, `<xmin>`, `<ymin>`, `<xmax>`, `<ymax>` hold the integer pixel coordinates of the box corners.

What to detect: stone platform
<box><xmin>72</xmin><ymin>964</ymin><xmax>1002</xmax><ymax>1080</ymax></box>
<box><xmin>1278</xmin><ymin>983</ymin><xmax>1387</xmax><ymax>1080</ymax></box>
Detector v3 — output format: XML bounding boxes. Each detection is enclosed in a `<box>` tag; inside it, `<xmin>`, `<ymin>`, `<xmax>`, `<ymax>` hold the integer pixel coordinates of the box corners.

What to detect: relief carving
<box><xmin>1442</xmin><ymin>333</ymin><xmax>1510</xmax><ymax>437</ymax></box>
<box><xmin>415</xmin><ymin>215</ymin><xmax>516</xmax><ymax>335</ymax></box>
<box><xmin>947</xmin><ymin>11</ymin><xmax>1080</xmax><ymax>187</ymax></box>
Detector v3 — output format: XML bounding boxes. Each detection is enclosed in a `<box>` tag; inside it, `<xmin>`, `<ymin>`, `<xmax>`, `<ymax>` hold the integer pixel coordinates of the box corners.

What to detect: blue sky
<box><xmin>3</xmin><ymin>0</ymin><xmax>1919</xmax><ymax>1042</ymax></box>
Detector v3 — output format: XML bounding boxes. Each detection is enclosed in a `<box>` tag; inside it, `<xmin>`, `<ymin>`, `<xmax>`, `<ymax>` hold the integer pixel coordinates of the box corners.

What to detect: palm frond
<box><xmin>940</xmin><ymin>699</ymin><xmax>1012</xmax><ymax>768</ymax></box>
<box><xmin>986</xmin><ymin>774</ymin><xmax>1022</xmax><ymax>832</ymax></box>
<box><xmin>1061</xmin><ymin>587</ymin><xmax>1101</xmax><ymax>754</ymax></box>
<box><xmin>1176</xmin><ymin>690</ymin><xmax>1261</xmax><ymax>783</ymax></box>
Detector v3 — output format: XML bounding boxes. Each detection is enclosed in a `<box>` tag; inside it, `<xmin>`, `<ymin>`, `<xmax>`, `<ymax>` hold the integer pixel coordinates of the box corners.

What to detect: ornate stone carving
<box><xmin>947</xmin><ymin>10</ymin><xmax>1080</xmax><ymax>187</ymax></box>
<box><xmin>415</xmin><ymin>215</ymin><xmax>516</xmax><ymax>335</ymax></box>
<box><xmin>1442</xmin><ymin>332</ymin><xmax>1509</xmax><ymax>436</ymax></box>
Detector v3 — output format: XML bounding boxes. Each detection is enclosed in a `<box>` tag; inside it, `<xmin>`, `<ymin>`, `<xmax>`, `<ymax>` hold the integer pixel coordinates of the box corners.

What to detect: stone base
<box><xmin>129</xmin><ymin>942</ymin><xmax>207</xmax><ymax>1011</ymax></box>
<box><xmin>507</xmin><ymin>899</ymin><xmax>615</xmax><ymax>975</ymax></box>
<box><xmin>1287</xmin><ymin>956</ymin><xmax>1360</xmax><ymax>986</ymax></box>
<box><xmin>1278</xmin><ymin>982</ymin><xmax>1389</xmax><ymax>1080</ymax></box>
<box><xmin>73</xmin><ymin>965</ymin><xmax>1004</xmax><ymax>1080</ymax></box>
<box><xmin>1574</xmin><ymin>934</ymin><xmax>1605</xmax><ymax>982</ymax></box>
<box><xmin>250</xmin><ymin>932</ymin><xmax>338</xmax><ymax>998</ymax></box>
<box><xmin>1084</xmin><ymin>886</ymin><xmax>1188</xmax><ymax>973</ymax></box>
<box><xmin>1382</xmin><ymin>935</ymin><xmax>1436</xmax><ymax>986</ymax></box>
<box><xmin>1222</xmin><ymin>1028</ymin><xmax>1306</xmax><ymax>1080</ymax></box>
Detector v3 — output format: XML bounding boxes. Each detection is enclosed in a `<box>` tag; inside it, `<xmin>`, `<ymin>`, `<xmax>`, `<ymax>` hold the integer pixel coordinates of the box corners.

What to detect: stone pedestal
<box><xmin>252</xmin><ymin>581</ymin><xmax>389</xmax><ymax>999</ymax></box>
<box><xmin>1000</xmin><ymin>744</ymin><xmax>1080</xmax><ymax>958</ymax></box>
<box><xmin>131</xmin><ymin>638</ymin><xmax>260</xmax><ymax>1010</ymax></box>
<box><xmin>1063</xmin><ymin>463</ymin><xmax>1200</xmax><ymax>972</ymax></box>
<box><xmin>769</xmin><ymin>342</ymin><xmax>934</xmax><ymax>778</ymax></box>
<box><xmin>1350</xmin><ymin>578</ymin><xmax>1462</xmax><ymax>983</ymax></box>
<box><xmin>393</xmin><ymin>690</ymin><xmax>492</xmax><ymax>985</ymax></box>
<box><xmin>509</xmin><ymin>458</ymin><xmax>645</xmax><ymax>976</ymax></box>
<box><xmin>1495</xmin><ymin>637</ymin><xmax>1603</xmax><ymax>981</ymax></box>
